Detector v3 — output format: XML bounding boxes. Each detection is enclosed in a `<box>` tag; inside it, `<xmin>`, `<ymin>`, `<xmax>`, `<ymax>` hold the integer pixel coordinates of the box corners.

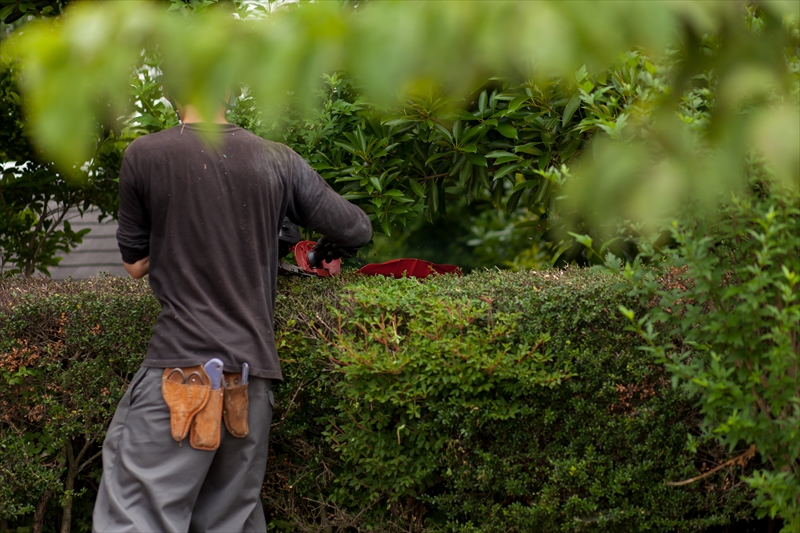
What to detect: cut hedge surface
<box><xmin>0</xmin><ymin>270</ymin><xmax>755</xmax><ymax>532</ymax></box>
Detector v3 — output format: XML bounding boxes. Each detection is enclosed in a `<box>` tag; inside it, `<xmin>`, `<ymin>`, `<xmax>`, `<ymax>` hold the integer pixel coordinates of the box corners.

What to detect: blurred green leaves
<box><xmin>1</xmin><ymin>0</ymin><xmax>798</xmax><ymax>230</ymax></box>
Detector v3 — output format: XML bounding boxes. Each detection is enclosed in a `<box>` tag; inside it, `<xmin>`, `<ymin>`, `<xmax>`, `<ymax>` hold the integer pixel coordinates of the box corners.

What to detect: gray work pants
<box><xmin>93</xmin><ymin>366</ymin><xmax>274</xmax><ymax>533</ymax></box>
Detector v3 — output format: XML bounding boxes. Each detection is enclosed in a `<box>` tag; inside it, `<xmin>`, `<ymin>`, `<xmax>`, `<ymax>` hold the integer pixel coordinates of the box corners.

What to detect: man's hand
<box><xmin>308</xmin><ymin>237</ymin><xmax>357</xmax><ymax>269</ymax></box>
<box><xmin>123</xmin><ymin>256</ymin><xmax>150</xmax><ymax>279</ymax></box>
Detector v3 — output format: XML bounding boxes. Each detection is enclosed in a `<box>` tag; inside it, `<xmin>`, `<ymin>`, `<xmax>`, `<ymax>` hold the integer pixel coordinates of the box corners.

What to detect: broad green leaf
<box><xmin>515</xmin><ymin>143</ymin><xmax>544</xmax><ymax>156</ymax></box>
<box><xmin>508</xmin><ymin>95</ymin><xmax>529</xmax><ymax>112</ymax></box>
<box><xmin>465</xmin><ymin>152</ymin><xmax>488</xmax><ymax>167</ymax></box>
<box><xmin>493</xmin><ymin>163</ymin><xmax>521</xmax><ymax>181</ymax></box>
<box><xmin>506</xmin><ymin>188</ymin><xmax>524</xmax><ymax>215</ymax></box>
<box><xmin>496</xmin><ymin>123</ymin><xmax>518</xmax><ymax>139</ymax></box>
<box><xmin>567</xmin><ymin>232</ymin><xmax>593</xmax><ymax>249</ymax></box>
<box><xmin>383</xmin><ymin>189</ymin><xmax>405</xmax><ymax>198</ymax></box>
<box><xmin>561</xmin><ymin>92</ymin><xmax>581</xmax><ymax>128</ymax></box>
<box><xmin>408</xmin><ymin>180</ymin><xmax>426</xmax><ymax>198</ymax></box>
<box><xmin>425</xmin><ymin>152</ymin><xmax>449</xmax><ymax>166</ymax></box>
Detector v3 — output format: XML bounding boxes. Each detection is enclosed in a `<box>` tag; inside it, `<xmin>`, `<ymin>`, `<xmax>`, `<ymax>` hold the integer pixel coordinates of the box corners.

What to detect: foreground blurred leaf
<box><xmin>1</xmin><ymin>0</ymin><xmax>797</xmax><ymax>228</ymax></box>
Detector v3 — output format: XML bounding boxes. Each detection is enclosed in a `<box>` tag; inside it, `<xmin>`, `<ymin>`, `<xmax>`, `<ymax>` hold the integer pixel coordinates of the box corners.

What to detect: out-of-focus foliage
<box><xmin>566</xmin><ymin>6</ymin><xmax>800</xmax><ymax>234</ymax></box>
<box><xmin>2</xmin><ymin>0</ymin><xmax>798</xmax><ymax>232</ymax></box>
<box><xmin>0</xmin><ymin>61</ymin><xmax>120</xmax><ymax>277</ymax></box>
<box><xmin>593</xmin><ymin>176</ymin><xmax>800</xmax><ymax>529</ymax></box>
<box><xmin>0</xmin><ymin>3</ymin><xmax>182</xmax><ymax>277</ymax></box>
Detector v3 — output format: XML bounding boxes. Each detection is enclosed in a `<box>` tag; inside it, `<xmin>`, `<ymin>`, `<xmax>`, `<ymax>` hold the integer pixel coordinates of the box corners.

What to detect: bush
<box><xmin>618</xmin><ymin>181</ymin><xmax>800</xmax><ymax>530</ymax></box>
<box><xmin>1</xmin><ymin>269</ymin><xmax>755</xmax><ymax>532</ymax></box>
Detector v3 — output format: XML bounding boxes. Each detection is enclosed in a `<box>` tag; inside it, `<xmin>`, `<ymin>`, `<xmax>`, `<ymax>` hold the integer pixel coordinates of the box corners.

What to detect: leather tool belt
<box><xmin>162</xmin><ymin>365</ymin><xmax>249</xmax><ymax>451</ymax></box>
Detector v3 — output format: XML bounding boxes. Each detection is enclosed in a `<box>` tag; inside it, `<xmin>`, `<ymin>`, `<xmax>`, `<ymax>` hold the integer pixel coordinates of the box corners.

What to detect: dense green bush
<box><xmin>1</xmin><ymin>270</ymin><xmax>757</xmax><ymax>532</ymax></box>
<box><xmin>611</xmin><ymin>180</ymin><xmax>800</xmax><ymax>530</ymax></box>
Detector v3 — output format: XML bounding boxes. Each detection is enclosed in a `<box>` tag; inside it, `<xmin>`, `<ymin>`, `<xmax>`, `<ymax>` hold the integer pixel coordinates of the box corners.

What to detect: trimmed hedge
<box><xmin>0</xmin><ymin>269</ymin><xmax>756</xmax><ymax>532</ymax></box>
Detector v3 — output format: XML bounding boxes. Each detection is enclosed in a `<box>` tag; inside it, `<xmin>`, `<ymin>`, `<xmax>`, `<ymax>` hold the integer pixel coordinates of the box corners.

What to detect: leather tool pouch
<box><xmin>190</xmin><ymin>387</ymin><xmax>224</xmax><ymax>451</ymax></box>
<box><xmin>223</xmin><ymin>372</ymin><xmax>249</xmax><ymax>438</ymax></box>
<box><xmin>162</xmin><ymin>366</ymin><xmax>210</xmax><ymax>443</ymax></box>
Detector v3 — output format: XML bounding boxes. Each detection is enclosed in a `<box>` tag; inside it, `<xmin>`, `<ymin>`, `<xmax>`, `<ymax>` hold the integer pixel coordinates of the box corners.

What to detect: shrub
<box><xmin>1</xmin><ymin>269</ymin><xmax>755</xmax><ymax>532</ymax></box>
<box><xmin>618</xmin><ymin>181</ymin><xmax>800</xmax><ymax>530</ymax></box>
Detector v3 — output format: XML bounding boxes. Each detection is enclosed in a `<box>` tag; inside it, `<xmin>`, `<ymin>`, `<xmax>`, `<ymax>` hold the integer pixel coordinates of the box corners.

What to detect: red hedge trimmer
<box><xmin>277</xmin><ymin>218</ymin><xmax>460</xmax><ymax>279</ymax></box>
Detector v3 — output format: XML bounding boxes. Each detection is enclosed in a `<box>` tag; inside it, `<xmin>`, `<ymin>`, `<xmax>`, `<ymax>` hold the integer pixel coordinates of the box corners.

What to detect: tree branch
<box><xmin>666</xmin><ymin>445</ymin><xmax>757</xmax><ymax>486</ymax></box>
<box><xmin>75</xmin><ymin>438</ymin><xmax>94</xmax><ymax>466</ymax></box>
<box><xmin>79</xmin><ymin>450</ymin><xmax>103</xmax><ymax>474</ymax></box>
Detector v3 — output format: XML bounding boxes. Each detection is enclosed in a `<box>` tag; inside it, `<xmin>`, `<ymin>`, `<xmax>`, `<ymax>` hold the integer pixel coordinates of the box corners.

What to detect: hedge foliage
<box><xmin>0</xmin><ymin>269</ymin><xmax>757</xmax><ymax>532</ymax></box>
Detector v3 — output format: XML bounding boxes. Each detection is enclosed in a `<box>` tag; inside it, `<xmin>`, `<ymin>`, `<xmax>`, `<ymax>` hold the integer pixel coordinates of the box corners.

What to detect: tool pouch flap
<box><xmin>162</xmin><ymin>366</ymin><xmax>210</xmax><ymax>442</ymax></box>
<box><xmin>190</xmin><ymin>388</ymin><xmax>224</xmax><ymax>451</ymax></box>
<box><xmin>223</xmin><ymin>382</ymin><xmax>249</xmax><ymax>438</ymax></box>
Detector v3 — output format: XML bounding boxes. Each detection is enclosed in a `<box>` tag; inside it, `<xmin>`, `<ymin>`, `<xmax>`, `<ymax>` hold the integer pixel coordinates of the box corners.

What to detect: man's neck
<box><xmin>179</xmin><ymin>105</ymin><xmax>229</xmax><ymax>125</ymax></box>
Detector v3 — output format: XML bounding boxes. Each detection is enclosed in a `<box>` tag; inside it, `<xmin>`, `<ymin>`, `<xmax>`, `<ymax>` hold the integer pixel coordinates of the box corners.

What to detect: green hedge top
<box><xmin>0</xmin><ymin>269</ymin><xmax>753</xmax><ymax>532</ymax></box>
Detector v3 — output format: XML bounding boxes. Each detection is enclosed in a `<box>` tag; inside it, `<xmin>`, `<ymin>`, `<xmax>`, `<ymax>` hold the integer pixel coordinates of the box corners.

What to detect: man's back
<box><xmin>116</xmin><ymin>123</ymin><xmax>372</xmax><ymax>380</ymax></box>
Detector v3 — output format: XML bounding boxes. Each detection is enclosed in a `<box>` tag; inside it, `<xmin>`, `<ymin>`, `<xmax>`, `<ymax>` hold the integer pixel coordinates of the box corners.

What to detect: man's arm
<box><xmin>123</xmin><ymin>256</ymin><xmax>150</xmax><ymax>279</ymax></box>
<box><xmin>116</xmin><ymin>144</ymin><xmax>152</xmax><ymax>274</ymax></box>
<box><xmin>283</xmin><ymin>148</ymin><xmax>373</xmax><ymax>249</ymax></box>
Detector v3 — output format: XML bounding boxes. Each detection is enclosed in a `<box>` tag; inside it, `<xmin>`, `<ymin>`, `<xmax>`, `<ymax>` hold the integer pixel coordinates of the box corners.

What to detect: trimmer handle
<box><xmin>307</xmin><ymin>237</ymin><xmax>357</xmax><ymax>269</ymax></box>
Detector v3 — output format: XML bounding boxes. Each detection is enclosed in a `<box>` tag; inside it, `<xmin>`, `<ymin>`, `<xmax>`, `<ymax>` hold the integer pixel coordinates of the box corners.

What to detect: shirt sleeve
<box><xmin>116</xmin><ymin>149</ymin><xmax>151</xmax><ymax>264</ymax></box>
<box><xmin>283</xmin><ymin>147</ymin><xmax>373</xmax><ymax>248</ymax></box>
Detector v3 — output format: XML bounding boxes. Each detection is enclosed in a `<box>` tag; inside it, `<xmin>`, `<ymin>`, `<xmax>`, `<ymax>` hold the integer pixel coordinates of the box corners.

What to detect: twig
<box><xmin>79</xmin><ymin>450</ymin><xmax>102</xmax><ymax>473</ymax></box>
<box><xmin>666</xmin><ymin>445</ymin><xmax>757</xmax><ymax>486</ymax></box>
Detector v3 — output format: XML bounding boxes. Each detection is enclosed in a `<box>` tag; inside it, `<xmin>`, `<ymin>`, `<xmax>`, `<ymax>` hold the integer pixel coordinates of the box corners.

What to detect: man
<box><xmin>93</xmin><ymin>97</ymin><xmax>372</xmax><ymax>532</ymax></box>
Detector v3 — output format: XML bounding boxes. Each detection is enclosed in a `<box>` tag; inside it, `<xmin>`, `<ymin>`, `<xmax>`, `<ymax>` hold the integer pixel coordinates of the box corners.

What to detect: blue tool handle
<box><xmin>241</xmin><ymin>362</ymin><xmax>249</xmax><ymax>385</ymax></box>
<box><xmin>204</xmin><ymin>358</ymin><xmax>224</xmax><ymax>390</ymax></box>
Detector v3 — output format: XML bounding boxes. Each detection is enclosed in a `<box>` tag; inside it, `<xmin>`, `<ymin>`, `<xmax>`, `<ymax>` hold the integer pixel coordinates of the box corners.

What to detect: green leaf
<box><xmin>485</xmin><ymin>151</ymin><xmax>518</xmax><ymax>159</ymax></box>
<box><xmin>538</xmin><ymin>151</ymin><xmax>552</xmax><ymax>170</ymax></box>
<box><xmin>408</xmin><ymin>180</ymin><xmax>426</xmax><ymax>198</ymax></box>
<box><xmin>0</xmin><ymin>5</ymin><xmax>16</xmax><ymax>21</ymax></box>
<box><xmin>515</xmin><ymin>143</ymin><xmax>544</xmax><ymax>156</ymax></box>
<box><xmin>461</xmin><ymin>124</ymin><xmax>486</xmax><ymax>144</ymax></box>
<box><xmin>430</xmin><ymin>179</ymin><xmax>439</xmax><ymax>214</ymax></box>
<box><xmin>560</xmin><ymin>137</ymin><xmax>582</xmax><ymax>161</ymax></box>
<box><xmin>496</xmin><ymin>123</ymin><xmax>518</xmax><ymax>139</ymax></box>
<box><xmin>493</xmin><ymin>163</ymin><xmax>521</xmax><ymax>181</ymax></box>
<box><xmin>334</xmin><ymin>141</ymin><xmax>358</xmax><ymax>154</ymax></box>
<box><xmin>342</xmin><ymin>192</ymin><xmax>372</xmax><ymax>200</ymax></box>
<box><xmin>425</xmin><ymin>152</ymin><xmax>449</xmax><ymax>166</ymax></box>
<box><xmin>434</xmin><ymin>123</ymin><xmax>454</xmax><ymax>143</ymax></box>
<box><xmin>506</xmin><ymin>188</ymin><xmax>524</xmax><ymax>215</ymax></box>
<box><xmin>568</xmin><ymin>232</ymin><xmax>593</xmax><ymax>249</ymax></box>
<box><xmin>508</xmin><ymin>95</ymin><xmax>529</xmax><ymax>112</ymax></box>
<box><xmin>491</xmin><ymin>180</ymin><xmax>504</xmax><ymax>207</ymax></box>
<box><xmin>465</xmin><ymin>152</ymin><xmax>487</xmax><ymax>167</ymax></box>
<box><xmin>452</xmin><ymin>109</ymin><xmax>478</xmax><ymax>121</ymax></box>
<box><xmin>561</xmin><ymin>92</ymin><xmax>581</xmax><ymax>128</ymax></box>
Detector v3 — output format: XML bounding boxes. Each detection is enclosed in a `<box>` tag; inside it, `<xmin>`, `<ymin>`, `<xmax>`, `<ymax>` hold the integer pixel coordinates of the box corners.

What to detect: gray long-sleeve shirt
<box><xmin>116</xmin><ymin>123</ymin><xmax>372</xmax><ymax>380</ymax></box>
